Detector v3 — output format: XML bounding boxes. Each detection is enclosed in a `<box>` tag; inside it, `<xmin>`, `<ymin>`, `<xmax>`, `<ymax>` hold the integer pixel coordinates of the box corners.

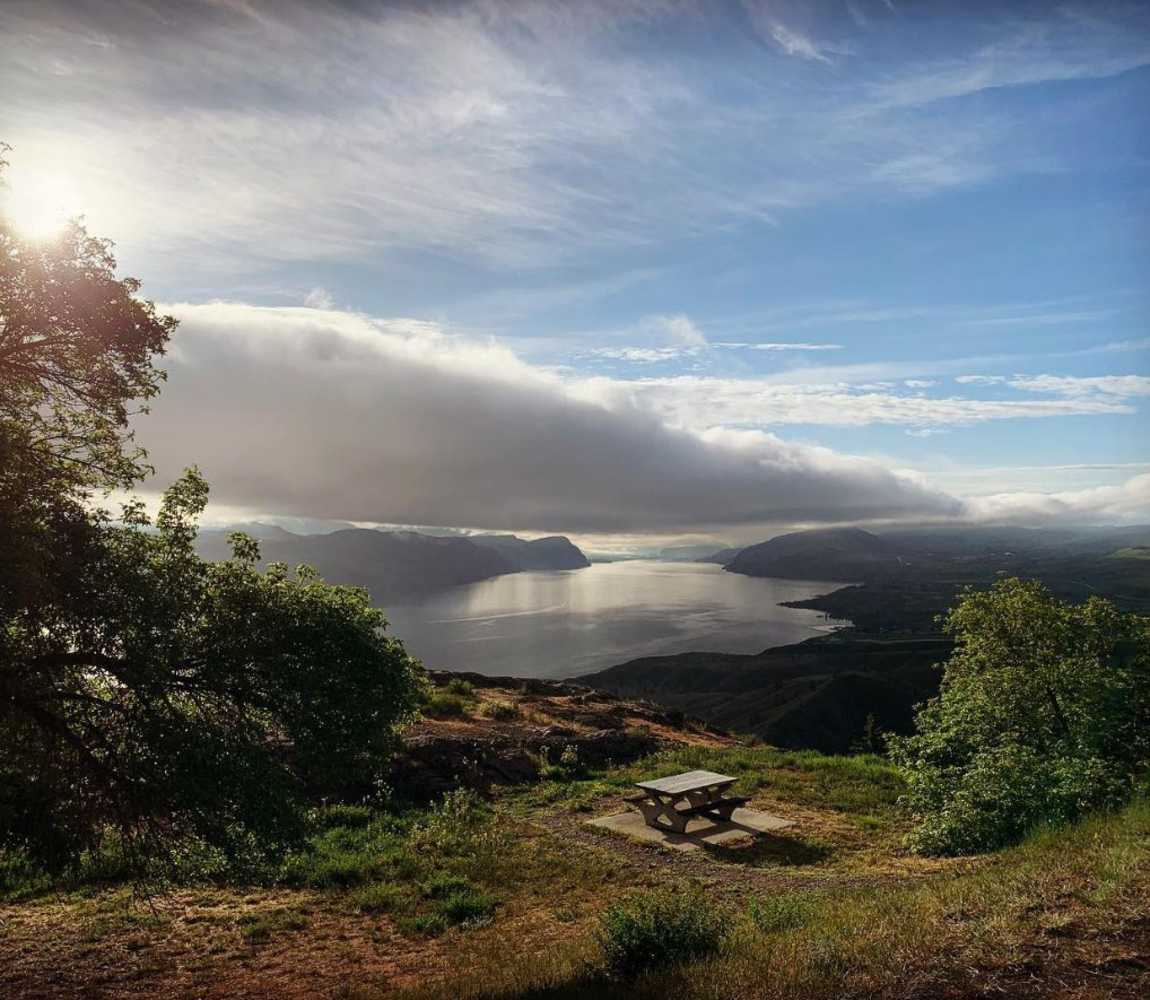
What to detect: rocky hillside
<box><xmin>391</xmin><ymin>670</ymin><xmax>733</xmax><ymax>799</ymax></box>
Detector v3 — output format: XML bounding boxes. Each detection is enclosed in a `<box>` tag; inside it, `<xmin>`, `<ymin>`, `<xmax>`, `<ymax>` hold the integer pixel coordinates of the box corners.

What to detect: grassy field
<box><xmin>1</xmin><ymin>741</ymin><xmax>1147</xmax><ymax>999</ymax></box>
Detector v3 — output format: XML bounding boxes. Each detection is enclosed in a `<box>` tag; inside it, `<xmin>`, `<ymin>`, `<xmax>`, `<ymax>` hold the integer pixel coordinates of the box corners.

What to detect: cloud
<box><xmin>1007</xmin><ymin>374</ymin><xmax>1150</xmax><ymax>397</ymax></box>
<box><xmin>303</xmin><ymin>287</ymin><xmax>334</xmax><ymax>310</ymax></box>
<box><xmin>965</xmin><ymin>474</ymin><xmax>1150</xmax><ymax>526</ymax></box>
<box><xmin>4</xmin><ymin>0</ymin><xmax>1144</xmax><ymax>283</ymax></box>
<box><xmin>574</xmin><ymin>375</ymin><xmax>1137</xmax><ymax>431</ymax></box>
<box><xmin>140</xmin><ymin>303</ymin><xmax>960</xmax><ymax>533</ymax></box>
<box><xmin>764</xmin><ymin>22</ymin><xmax>833</xmax><ymax>64</ymax></box>
<box><xmin>650</xmin><ymin>314</ymin><xmax>708</xmax><ymax>347</ymax></box>
<box><xmin>714</xmin><ymin>342</ymin><xmax>843</xmax><ymax>351</ymax></box>
<box><xmin>865</xmin><ymin>6</ymin><xmax>1150</xmax><ymax>111</ymax></box>
<box><xmin>590</xmin><ymin>346</ymin><xmax>696</xmax><ymax>363</ymax></box>
<box><xmin>904</xmin><ymin>379</ymin><xmax>937</xmax><ymax>388</ymax></box>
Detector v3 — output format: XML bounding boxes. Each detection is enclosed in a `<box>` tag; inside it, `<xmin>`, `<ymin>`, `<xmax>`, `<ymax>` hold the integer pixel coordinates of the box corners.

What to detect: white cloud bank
<box><xmin>139</xmin><ymin>304</ymin><xmax>1149</xmax><ymax>533</ymax></box>
<box><xmin>966</xmin><ymin>475</ymin><xmax>1150</xmax><ymax>526</ymax></box>
<box><xmin>141</xmin><ymin>303</ymin><xmax>959</xmax><ymax>533</ymax></box>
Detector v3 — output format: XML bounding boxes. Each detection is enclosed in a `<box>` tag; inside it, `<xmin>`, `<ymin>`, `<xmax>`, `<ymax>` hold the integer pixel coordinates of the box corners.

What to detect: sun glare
<box><xmin>2</xmin><ymin>168</ymin><xmax>84</xmax><ymax>240</ymax></box>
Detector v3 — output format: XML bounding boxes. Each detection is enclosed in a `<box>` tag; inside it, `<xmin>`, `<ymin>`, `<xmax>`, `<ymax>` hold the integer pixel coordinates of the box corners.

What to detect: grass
<box><xmin>236</xmin><ymin>906</ymin><xmax>309</xmax><ymax>945</ymax></box>
<box><xmin>396</xmin><ymin>792</ymin><xmax>1150</xmax><ymax>999</ymax></box>
<box><xmin>596</xmin><ymin>888</ymin><xmax>730</xmax><ymax>977</ymax></box>
<box><xmin>3</xmin><ymin>739</ymin><xmax>1146</xmax><ymax>1000</ymax></box>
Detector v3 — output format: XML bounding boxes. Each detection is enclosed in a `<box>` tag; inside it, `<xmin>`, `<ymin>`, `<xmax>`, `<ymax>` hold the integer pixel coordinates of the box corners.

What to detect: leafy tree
<box><xmin>2</xmin><ymin>470</ymin><xmax>421</xmax><ymax>873</ymax></box>
<box><xmin>0</xmin><ymin>149</ymin><xmax>422</xmax><ymax>876</ymax></box>
<box><xmin>889</xmin><ymin>578</ymin><xmax>1150</xmax><ymax>856</ymax></box>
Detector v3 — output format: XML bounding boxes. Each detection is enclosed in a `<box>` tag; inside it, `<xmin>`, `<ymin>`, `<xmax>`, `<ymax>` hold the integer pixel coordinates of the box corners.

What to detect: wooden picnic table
<box><xmin>627</xmin><ymin>769</ymin><xmax>748</xmax><ymax>834</ymax></box>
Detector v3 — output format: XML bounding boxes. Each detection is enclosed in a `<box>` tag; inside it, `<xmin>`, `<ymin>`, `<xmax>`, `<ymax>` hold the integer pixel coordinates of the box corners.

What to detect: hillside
<box><xmin>470</xmin><ymin>534</ymin><xmax>590</xmax><ymax>570</ymax></box>
<box><xmin>196</xmin><ymin>528</ymin><xmax>590</xmax><ymax>603</ymax></box>
<box><xmin>583</xmin><ymin>635</ymin><xmax>950</xmax><ymax>752</ymax></box>
<box><xmin>3</xmin><ymin>675</ymin><xmax>1146</xmax><ymax>1000</ymax></box>
<box><xmin>721</xmin><ymin>524</ymin><xmax>1150</xmax><ymax>632</ymax></box>
<box><xmin>725</xmin><ymin>527</ymin><xmax>908</xmax><ymax>581</ymax></box>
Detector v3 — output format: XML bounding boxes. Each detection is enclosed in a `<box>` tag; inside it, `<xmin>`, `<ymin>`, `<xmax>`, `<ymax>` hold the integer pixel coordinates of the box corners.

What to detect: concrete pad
<box><xmin>586</xmin><ymin>807</ymin><xmax>795</xmax><ymax>853</ymax></box>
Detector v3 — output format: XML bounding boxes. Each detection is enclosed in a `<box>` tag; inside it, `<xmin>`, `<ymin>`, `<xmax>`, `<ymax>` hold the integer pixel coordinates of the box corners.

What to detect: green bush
<box><xmin>538</xmin><ymin>744</ymin><xmax>584</xmax><ymax>782</ymax></box>
<box><xmin>478</xmin><ymin>699</ymin><xmax>520</xmax><ymax>721</ymax></box>
<box><xmin>312</xmin><ymin>804</ymin><xmax>374</xmax><ymax>830</ymax></box>
<box><xmin>445</xmin><ymin>678</ymin><xmax>475</xmax><ymax>697</ymax></box>
<box><xmin>434</xmin><ymin>887</ymin><xmax>497</xmax><ymax>926</ymax></box>
<box><xmin>424</xmin><ymin>691</ymin><xmax>470</xmax><ymax>718</ymax></box>
<box><xmin>596</xmin><ymin>889</ymin><xmax>729</xmax><ymax>977</ymax></box>
<box><xmin>350</xmin><ymin>881</ymin><xmax>410</xmax><ymax>914</ymax></box>
<box><xmin>889</xmin><ymin>579</ymin><xmax>1150</xmax><ymax>856</ymax></box>
<box><xmin>409</xmin><ymin>789</ymin><xmax>491</xmax><ymax>857</ymax></box>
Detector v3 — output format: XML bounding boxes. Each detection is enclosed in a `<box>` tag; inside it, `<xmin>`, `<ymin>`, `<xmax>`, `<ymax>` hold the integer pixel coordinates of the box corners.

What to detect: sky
<box><xmin>2</xmin><ymin>0</ymin><xmax>1148</xmax><ymax>547</ymax></box>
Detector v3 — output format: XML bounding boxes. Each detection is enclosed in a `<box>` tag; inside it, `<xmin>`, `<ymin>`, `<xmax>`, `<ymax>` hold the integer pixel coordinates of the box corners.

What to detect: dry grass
<box><xmin>2</xmin><ymin>735</ymin><xmax>1145</xmax><ymax>1000</ymax></box>
<box><xmin>394</xmin><ymin>796</ymin><xmax>1150</xmax><ymax>1000</ymax></box>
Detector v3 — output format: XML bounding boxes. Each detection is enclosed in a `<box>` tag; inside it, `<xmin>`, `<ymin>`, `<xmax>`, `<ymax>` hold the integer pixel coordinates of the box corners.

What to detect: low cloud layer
<box><xmin>139</xmin><ymin>304</ymin><xmax>1149</xmax><ymax>535</ymax></box>
<box><xmin>141</xmin><ymin>304</ymin><xmax>959</xmax><ymax>533</ymax></box>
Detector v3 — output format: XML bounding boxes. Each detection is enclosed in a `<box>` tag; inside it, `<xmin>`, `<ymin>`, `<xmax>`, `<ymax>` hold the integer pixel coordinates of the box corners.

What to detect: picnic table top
<box><xmin>635</xmin><ymin>769</ymin><xmax>737</xmax><ymax>795</ymax></box>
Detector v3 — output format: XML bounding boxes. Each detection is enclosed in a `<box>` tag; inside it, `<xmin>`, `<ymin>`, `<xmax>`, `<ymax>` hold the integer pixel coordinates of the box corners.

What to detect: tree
<box><xmin>0</xmin><ymin>150</ymin><xmax>422</xmax><ymax>875</ymax></box>
<box><xmin>888</xmin><ymin>578</ymin><xmax>1150</xmax><ymax>856</ymax></box>
<box><xmin>2</xmin><ymin>470</ymin><xmax>421</xmax><ymax>873</ymax></box>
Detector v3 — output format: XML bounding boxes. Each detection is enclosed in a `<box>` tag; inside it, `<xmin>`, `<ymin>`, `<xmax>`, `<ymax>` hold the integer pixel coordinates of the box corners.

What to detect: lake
<box><xmin>384</xmin><ymin>560</ymin><xmax>846</xmax><ymax>678</ymax></box>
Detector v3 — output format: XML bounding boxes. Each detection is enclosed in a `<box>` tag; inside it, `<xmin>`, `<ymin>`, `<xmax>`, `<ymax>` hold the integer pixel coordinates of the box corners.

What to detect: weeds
<box><xmin>596</xmin><ymin>888</ymin><xmax>730</xmax><ymax>977</ymax></box>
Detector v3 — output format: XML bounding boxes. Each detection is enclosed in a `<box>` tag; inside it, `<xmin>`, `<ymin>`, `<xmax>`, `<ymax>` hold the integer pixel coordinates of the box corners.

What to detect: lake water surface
<box><xmin>384</xmin><ymin>560</ymin><xmax>845</xmax><ymax>678</ymax></box>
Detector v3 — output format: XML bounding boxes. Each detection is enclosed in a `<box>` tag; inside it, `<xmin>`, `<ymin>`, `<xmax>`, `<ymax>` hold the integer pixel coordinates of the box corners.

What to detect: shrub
<box><xmin>889</xmin><ymin>579</ymin><xmax>1150</xmax><ymax>856</ymax></box>
<box><xmin>434</xmin><ymin>887</ymin><xmax>497</xmax><ymax>926</ymax></box>
<box><xmin>410</xmin><ymin>789</ymin><xmax>490</xmax><ymax>856</ymax></box>
<box><xmin>445</xmin><ymin>678</ymin><xmax>475</xmax><ymax>697</ymax></box>
<box><xmin>424</xmin><ymin>691</ymin><xmax>470</xmax><ymax>718</ymax></box>
<box><xmin>596</xmin><ymin>889</ymin><xmax>729</xmax><ymax>977</ymax></box>
<box><xmin>312</xmin><ymin>804</ymin><xmax>374</xmax><ymax>830</ymax></box>
<box><xmin>350</xmin><ymin>881</ymin><xmax>410</xmax><ymax>914</ymax></box>
<box><xmin>479</xmin><ymin>699</ymin><xmax>520</xmax><ymax>721</ymax></box>
<box><xmin>538</xmin><ymin>744</ymin><xmax>584</xmax><ymax>781</ymax></box>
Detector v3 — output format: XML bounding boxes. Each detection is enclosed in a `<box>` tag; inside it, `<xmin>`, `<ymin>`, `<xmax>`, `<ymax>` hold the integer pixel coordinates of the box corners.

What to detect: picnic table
<box><xmin>625</xmin><ymin>769</ymin><xmax>748</xmax><ymax>834</ymax></box>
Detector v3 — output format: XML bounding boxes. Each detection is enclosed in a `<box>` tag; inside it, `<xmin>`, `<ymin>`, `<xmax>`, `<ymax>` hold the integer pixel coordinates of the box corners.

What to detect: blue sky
<box><xmin>2</xmin><ymin>0</ymin><xmax>1147</xmax><ymax>543</ymax></box>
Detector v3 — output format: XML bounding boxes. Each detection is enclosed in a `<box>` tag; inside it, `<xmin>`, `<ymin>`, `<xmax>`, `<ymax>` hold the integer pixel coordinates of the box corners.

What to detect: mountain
<box><xmin>196</xmin><ymin>528</ymin><xmax>589</xmax><ymax>603</ymax></box>
<box><xmin>469</xmin><ymin>534</ymin><xmax>590</xmax><ymax>570</ymax></box>
<box><xmin>583</xmin><ymin>635</ymin><xmax>951</xmax><ymax>753</ymax></box>
<box><xmin>725</xmin><ymin>527</ymin><xmax>908</xmax><ymax>581</ymax></box>
<box><xmin>696</xmin><ymin>546</ymin><xmax>742</xmax><ymax>564</ymax></box>
<box><xmin>590</xmin><ymin>523</ymin><xmax>1150</xmax><ymax>747</ymax></box>
<box><xmin>656</xmin><ymin>543</ymin><xmax>733</xmax><ymax>561</ymax></box>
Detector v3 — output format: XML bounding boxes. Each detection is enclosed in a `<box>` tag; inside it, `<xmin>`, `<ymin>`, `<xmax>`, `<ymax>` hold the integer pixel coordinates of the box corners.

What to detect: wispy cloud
<box><xmin>713</xmin><ymin>342</ymin><xmax>843</xmax><ymax>352</ymax></box>
<box><xmin>4</xmin><ymin>0</ymin><xmax>1144</xmax><ymax>283</ymax></box>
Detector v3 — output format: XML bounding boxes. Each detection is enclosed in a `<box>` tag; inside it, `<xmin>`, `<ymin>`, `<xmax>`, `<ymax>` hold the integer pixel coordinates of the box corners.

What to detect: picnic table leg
<box><xmin>635</xmin><ymin>792</ymin><xmax>690</xmax><ymax>833</ymax></box>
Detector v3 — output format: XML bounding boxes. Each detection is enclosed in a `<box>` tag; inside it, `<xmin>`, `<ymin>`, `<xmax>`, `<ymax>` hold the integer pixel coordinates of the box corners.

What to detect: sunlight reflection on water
<box><xmin>383</xmin><ymin>560</ymin><xmax>847</xmax><ymax>678</ymax></box>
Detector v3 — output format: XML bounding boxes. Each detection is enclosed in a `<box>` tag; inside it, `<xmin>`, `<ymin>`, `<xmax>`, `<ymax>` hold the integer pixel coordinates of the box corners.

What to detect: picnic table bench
<box><xmin>625</xmin><ymin>769</ymin><xmax>749</xmax><ymax>834</ymax></box>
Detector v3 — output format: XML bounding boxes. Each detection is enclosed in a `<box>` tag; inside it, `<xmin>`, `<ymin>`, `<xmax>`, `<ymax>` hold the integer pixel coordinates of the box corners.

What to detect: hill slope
<box><xmin>726</xmin><ymin>527</ymin><xmax>908</xmax><ymax>581</ymax></box>
<box><xmin>196</xmin><ymin>528</ymin><xmax>590</xmax><ymax>604</ymax></box>
<box><xmin>583</xmin><ymin>635</ymin><xmax>950</xmax><ymax>752</ymax></box>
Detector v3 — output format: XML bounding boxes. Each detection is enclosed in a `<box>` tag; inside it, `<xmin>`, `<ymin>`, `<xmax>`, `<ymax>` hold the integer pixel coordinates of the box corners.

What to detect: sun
<box><xmin>2</xmin><ymin>168</ymin><xmax>84</xmax><ymax>240</ymax></box>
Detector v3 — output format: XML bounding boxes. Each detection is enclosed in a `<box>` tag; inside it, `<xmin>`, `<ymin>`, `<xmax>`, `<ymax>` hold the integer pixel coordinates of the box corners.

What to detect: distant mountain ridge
<box><xmin>725</xmin><ymin>527</ymin><xmax>906</xmax><ymax>581</ymax></box>
<box><xmin>470</xmin><ymin>534</ymin><xmax>590</xmax><ymax>570</ymax></box>
<box><xmin>196</xmin><ymin>527</ymin><xmax>589</xmax><ymax>604</ymax></box>
<box><xmin>588</xmin><ymin>522</ymin><xmax>1150</xmax><ymax>750</ymax></box>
